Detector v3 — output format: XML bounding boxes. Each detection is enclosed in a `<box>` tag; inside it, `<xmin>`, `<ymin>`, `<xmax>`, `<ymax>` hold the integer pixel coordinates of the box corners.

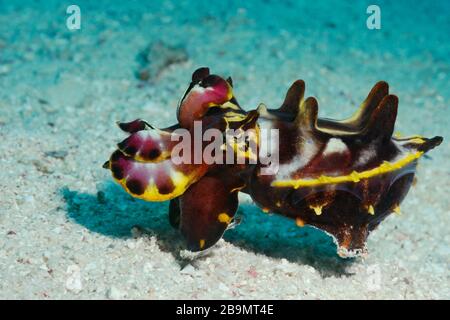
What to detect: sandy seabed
<box><xmin>0</xmin><ymin>0</ymin><xmax>448</xmax><ymax>299</ymax></box>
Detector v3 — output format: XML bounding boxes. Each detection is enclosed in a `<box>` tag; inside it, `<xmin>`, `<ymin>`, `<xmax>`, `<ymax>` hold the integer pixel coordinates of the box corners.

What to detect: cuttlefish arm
<box><xmin>104</xmin><ymin>68</ymin><xmax>242</xmax><ymax>203</ymax></box>
<box><xmin>175</xmin><ymin>174</ymin><xmax>243</xmax><ymax>251</ymax></box>
<box><xmin>104</xmin><ymin>149</ymin><xmax>208</xmax><ymax>202</ymax></box>
<box><xmin>116</xmin><ymin>119</ymin><xmax>152</xmax><ymax>133</ymax></box>
<box><xmin>116</xmin><ymin>125</ymin><xmax>177</xmax><ymax>163</ymax></box>
<box><xmin>103</xmin><ymin>122</ymin><xmax>209</xmax><ymax>201</ymax></box>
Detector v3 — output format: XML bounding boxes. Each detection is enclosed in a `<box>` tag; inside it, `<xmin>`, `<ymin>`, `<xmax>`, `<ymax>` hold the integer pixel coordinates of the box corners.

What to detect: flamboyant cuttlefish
<box><xmin>104</xmin><ymin>67</ymin><xmax>442</xmax><ymax>258</ymax></box>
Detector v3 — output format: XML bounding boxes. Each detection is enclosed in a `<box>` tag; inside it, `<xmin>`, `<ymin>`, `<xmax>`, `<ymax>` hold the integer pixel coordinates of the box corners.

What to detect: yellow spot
<box><xmin>199</xmin><ymin>239</ymin><xmax>205</xmax><ymax>249</ymax></box>
<box><xmin>135</xmin><ymin>151</ymin><xmax>171</xmax><ymax>163</ymax></box>
<box><xmin>383</xmin><ymin>161</ymin><xmax>395</xmax><ymax>169</ymax></box>
<box><xmin>309</xmin><ymin>205</ymin><xmax>323</xmax><ymax>216</ymax></box>
<box><xmin>218</xmin><ymin>213</ymin><xmax>232</xmax><ymax>224</ymax></box>
<box><xmin>271</xmin><ymin>151</ymin><xmax>424</xmax><ymax>189</ymax></box>
<box><xmin>275</xmin><ymin>201</ymin><xmax>281</xmax><ymax>207</ymax></box>
<box><xmin>394</xmin><ymin>131</ymin><xmax>403</xmax><ymax>138</ymax></box>
<box><xmin>262</xmin><ymin>207</ymin><xmax>270</xmax><ymax>213</ymax></box>
<box><xmin>393</xmin><ymin>205</ymin><xmax>401</xmax><ymax>215</ymax></box>
<box><xmin>367</xmin><ymin>205</ymin><xmax>375</xmax><ymax>215</ymax></box>
<box><xmin>350</xmin><ymin>171</ymin><xmax>361</xmax><ymax>182</ymax></box>
<box><xmin>296</xmin><ymin>218</ymin><xmax>305</xmax><ymax>227</ymax></box>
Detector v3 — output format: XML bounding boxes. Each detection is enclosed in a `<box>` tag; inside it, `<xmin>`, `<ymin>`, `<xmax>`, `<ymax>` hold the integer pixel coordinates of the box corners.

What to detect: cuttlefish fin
<box><xmin>178</xmin><ymin>175</ymin><xmax>240</xmax><ymax>251</ymax></box>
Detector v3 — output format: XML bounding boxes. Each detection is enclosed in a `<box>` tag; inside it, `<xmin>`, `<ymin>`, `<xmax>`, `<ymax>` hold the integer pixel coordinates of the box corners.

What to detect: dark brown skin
<box><xmin>105</xmin><ymin>68</ymin><xmax>443</xmax><ymax>258</ymax></box>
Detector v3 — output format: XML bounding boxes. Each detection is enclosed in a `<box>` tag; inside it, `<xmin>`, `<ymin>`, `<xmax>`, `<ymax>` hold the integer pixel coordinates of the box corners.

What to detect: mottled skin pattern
<box><xmin>104</xmin><ymin>68</ymin><xmax>442</xmax><ymax>258</ymax></box>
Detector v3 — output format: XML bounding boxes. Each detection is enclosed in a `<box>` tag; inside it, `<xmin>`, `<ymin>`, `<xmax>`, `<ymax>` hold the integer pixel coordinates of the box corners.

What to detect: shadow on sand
<box><xmin>62</xmin><ymin>181</ymin><xmax>353</xmax><ymax>277</ymax></box>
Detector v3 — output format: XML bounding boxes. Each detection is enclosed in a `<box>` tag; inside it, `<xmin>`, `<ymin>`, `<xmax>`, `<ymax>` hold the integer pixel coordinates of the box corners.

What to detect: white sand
<box><xmin>0</xmin><ymin>1</ymin><xmax>448</xmax><ymax>299</ymax></box>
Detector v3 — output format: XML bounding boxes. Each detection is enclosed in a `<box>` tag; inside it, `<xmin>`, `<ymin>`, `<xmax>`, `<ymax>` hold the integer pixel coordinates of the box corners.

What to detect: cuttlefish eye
<box><xmin>177</xmin><ymin>72</ymin><xmax>233</xmax><ymax>128</ymax></box>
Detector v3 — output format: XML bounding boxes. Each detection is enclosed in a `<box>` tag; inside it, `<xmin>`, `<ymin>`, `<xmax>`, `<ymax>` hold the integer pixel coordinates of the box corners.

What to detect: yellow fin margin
<box><xmin>272</xmin><ymin>151</ymin><xmax>423</xmax><ymax>189</ymax></box>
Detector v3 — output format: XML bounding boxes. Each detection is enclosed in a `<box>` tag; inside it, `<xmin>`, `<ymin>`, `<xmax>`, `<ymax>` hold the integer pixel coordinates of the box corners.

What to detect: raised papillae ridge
<box><xmin>104</xmin><ymin>67</ymin><xmax>443</xmax><ymax>258</ymax></box>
